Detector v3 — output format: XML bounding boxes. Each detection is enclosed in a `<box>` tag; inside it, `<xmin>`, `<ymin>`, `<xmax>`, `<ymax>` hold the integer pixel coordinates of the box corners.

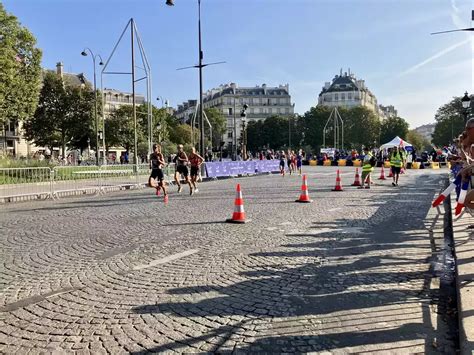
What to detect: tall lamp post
<box><xmin>462</xmin><ymin>91</ymin><xmax>471</xmax><ymax>124</ymax></box>
<box><xmin>240</xmin><ymin>104</ymin><xmax>248</xmax><ymax>160</ymax></box>
<box><xmin>81</xmin><ymin>49</ymin><xmax>104</xmax><ymax>165</ymax></box>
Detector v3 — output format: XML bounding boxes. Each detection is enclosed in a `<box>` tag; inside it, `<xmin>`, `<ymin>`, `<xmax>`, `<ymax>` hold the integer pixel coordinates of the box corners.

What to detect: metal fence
<box><xmin>0</xmin><ymin>164</ymin><xmax>175</xmax><ymax>203</ymax></box>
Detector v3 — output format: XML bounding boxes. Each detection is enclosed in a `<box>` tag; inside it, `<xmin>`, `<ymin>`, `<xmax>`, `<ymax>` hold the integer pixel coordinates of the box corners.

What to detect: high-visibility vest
<box><xmin>362</xmin><ymin>153</ymin><xmax>374</xmax><ymax>172</ymax></box>
<box><xmin>390</xmin><ymin>152</ymin><xmax>403</xmax><ymax>167</ymax></box>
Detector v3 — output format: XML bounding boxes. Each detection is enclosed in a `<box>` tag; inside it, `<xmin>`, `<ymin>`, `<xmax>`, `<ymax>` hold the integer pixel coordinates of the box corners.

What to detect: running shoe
<box><xmin>178</xmin><ymin>185</ymin><xmax>183</xmax><ymax>193</ymax></box>
<box><xmin>156</xmin><ymin>188</ymin><xmax>160</xmax><ymax>196</ymax></box>
<box><xmin>195</xmin><ymin>188</ymin><xmax>199</xmax><ymax>193</ymax></box>
<box><xmin>392</xmin><ymin>182</ymin><xmax>396</xmax><ymax>187</ymax></box>
<box><xmin>365</xmin><ymin>186</ymin><xmax>370</xmax><ymax>189</ymax></box>
<box><xmin>164</xmin><ymin>195</ymin><xmax>169</xmax><ymax>203</ymax></box>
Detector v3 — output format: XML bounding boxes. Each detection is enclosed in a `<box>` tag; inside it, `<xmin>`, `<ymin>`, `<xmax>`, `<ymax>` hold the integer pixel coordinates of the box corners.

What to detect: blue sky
<box><xmin>3</xmin><ymin>0</ymin><xmax>473</xmax><ymax>128</ymax></box>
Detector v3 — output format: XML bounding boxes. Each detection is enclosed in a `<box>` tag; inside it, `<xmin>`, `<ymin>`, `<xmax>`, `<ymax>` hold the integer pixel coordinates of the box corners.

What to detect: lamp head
<box><xmin>81</xmin><ymin>51</ymin><xmax>87</xmax><ymax>57</ymax></box>
<box><xmin>99</xmin><ymin>61</ymin><xmax>104</xmax><ymax>66</ymax></box>
<box><xmin>166</xmin><ymin>0</ymin><xmax>174</xmax><ymax>5</ymax></box>
<box><xmin>462</xmin><ymin>91</ymin><xmax>471</xmax><ymax>109</ymax></box>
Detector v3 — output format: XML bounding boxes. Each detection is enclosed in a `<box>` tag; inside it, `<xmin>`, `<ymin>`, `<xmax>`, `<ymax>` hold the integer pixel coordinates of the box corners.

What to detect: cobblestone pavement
<box><xmin>0</xmin><ymin>166</ymin><xmax>456</xmax><ymax>353</ymax></box>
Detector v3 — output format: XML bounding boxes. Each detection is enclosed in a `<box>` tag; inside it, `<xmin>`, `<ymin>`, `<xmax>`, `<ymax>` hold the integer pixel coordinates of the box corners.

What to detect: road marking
<box><xmin>133</xmin><ymin>249</ymin><xmax>199</xmax><ymax>271</ymax></box>
<box><xmin>328</xmin><ymin>208</ymin><xmax>342</xmax><ymax>212</ymax></box>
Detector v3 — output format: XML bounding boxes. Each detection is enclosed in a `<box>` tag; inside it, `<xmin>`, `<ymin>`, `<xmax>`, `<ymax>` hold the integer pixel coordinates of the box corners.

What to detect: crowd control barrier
<box><xmin>0</xmin><ymin>163</ymin><xmax>176</xmax><ymax>203</ymax></box>
<box><xmin>205</xmin><ymin>160</ymin><xmax>281</xmax><ymax>178</ymax></box>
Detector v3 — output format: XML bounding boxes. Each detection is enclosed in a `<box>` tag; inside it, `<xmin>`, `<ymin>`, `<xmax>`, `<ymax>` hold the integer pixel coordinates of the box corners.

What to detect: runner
<box><xmin>279</xmin><ymin>151</ymin><xmax>286</xmax><ymax>176</ymax></box>
<box><xmin>287</xmin><ymin>150</ymin><xmax>293</xmax><ymax>175</ymax></box>
<box><xmin>291</xmin><ymin>151</ymin><xmax>297</xmax><ymax>175</ymax></box>
<box><xmin>174</xmin><ymin>144</ymin><xmax>193</xmax><ymax>194</ymax></box>
<box><xmin>148</xmin><ymin>144</ymin><xmax>168</xmax><ymax>202</ymax></box>
<box><xmin>390</xmin><ymin>146</ymin><xmax>405</xmax><ymax>186</ymax></box>
<box><xmin>296</xmin><ymin>150</ymin><xmax>303</xmax><ymax>175</ymax></box>
<box><xmin>188</xmin><ymin>147</ymin><xmax>204</xmax><ymax>194</ymax></box>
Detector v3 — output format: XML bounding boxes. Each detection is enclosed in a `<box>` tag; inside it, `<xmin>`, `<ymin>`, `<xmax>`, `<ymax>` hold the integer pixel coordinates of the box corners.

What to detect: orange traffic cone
<box><xmin>226</xmin><ymin>184</ymin><xmax>250</xmax><ymax>223</ymax></box>
<box><xmin>296</xmin><ymin>174</ymin><xmax>313</xmax><ymax>203</ymax></box>
<box><xmin>378</xmin><ymin>166</ymin><xmax>386</xmax><ymax>180</ymax></box>
<box><xmin>332</xmin><ymin>170</ymin><xmax>344</xmax><ymax>191</ymax></box>
<box><xmin>388</xmin><ymin>167</ymin><xmax>393</xmax><ymax>178</ymax></box>
<box><xmin>351</xmin><ymin>168</ymin><xmax>361</xmax><ymax>186</ymax></box>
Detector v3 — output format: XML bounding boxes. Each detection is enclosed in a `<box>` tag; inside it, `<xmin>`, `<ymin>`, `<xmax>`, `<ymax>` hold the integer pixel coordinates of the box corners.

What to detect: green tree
<box><xmin>24</xmin><ymin>71</ymin><xmax>95</xmax><ymax>156</ymax></box>
<box><xmin>300</xmin><ymin>106</ymin><xmax>332</xmax><ymax>150</ymax></box>
<box><xmin>342</xmin><ymin>106</ymin><xmax>381</xmax><ymax>148</ymax></box>
<box><xmin>0</xmin><ymin>4</ymin><xmax>42</xmax><ymax>128</ymax></box>
<box><xmin>406</xmin><ymin>129</ymin><xmax>431</xmax><ymax>152</ymax></box>
<box><xmin>432</xmin><ymin>96</ymin><xmax>466</xmax><ymax>147</ymax></box>
<box><xmin>204</xmin><ymin>107</ymin><xmax>226</xmax><ymax>148</ymax></box>
<box><xmin>168</xmin><ymin>124</ymin><xmax>195</xmax><ymax>145</ymax></box>
<box><xmin>380</xmin><ymin>116</ymin><xmax>409</xmax><ymax>144</ymax></box>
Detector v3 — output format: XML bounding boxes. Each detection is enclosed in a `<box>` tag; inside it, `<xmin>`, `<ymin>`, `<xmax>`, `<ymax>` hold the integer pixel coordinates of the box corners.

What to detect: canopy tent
<box><xmin>379</xmin><ymin>136</ymin><xmax>413</xmax><ymax>150</ymax></box>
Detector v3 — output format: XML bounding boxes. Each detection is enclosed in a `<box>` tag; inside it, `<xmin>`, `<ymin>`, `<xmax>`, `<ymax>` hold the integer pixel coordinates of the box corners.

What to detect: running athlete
<box><xmin>174</xmin><ymin>144</ymin><xmax>193</xmax><ymax>194</ymax></box>
<box><xmin>296</xmin><ymin>150</ymin><xmax>303</xmax><ymax>175</ymax></box>
<box><xmin>279</xmin><ymin>151</ymin><xmax>286</xmax><ymax>176</ymax></box>
<box><xmin>287</xmin><ymin>150</ymin><xmax>293</xmax><ymax>175</ymax></box>
<box><xmin>291</xmin><ymin>151</ymin><xmax>297</xmax><ymax>174</ymax></box>
<box><xmin>188</xmin><ymin>147</ymin><xmax>204</xmax><ymax>194</ymax></box>
<box><xmin>149</xmin><ymin>144</ymin><xmax>168</xmax><ymax>201</ymax></box>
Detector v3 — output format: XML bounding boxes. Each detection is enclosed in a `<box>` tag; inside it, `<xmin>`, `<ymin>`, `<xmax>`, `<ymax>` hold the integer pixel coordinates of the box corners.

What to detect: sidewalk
<box><xmin>452</xmin><ymin>202</ymin><xmax>474</xmax><ymax>354</ymax></box>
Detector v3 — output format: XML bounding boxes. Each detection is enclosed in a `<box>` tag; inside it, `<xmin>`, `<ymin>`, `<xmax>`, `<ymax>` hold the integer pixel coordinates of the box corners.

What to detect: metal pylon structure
<box><xmin>323</xmin><ymin>107</ymin><xmax>344</xmax><ymax>151</ymax></box>
<box><xmin>190</xmin><ymin>103</ymin><xmax>212</xmax><ymax>150</ymax></box>
<box><xmin>101</xmin><ymin>18</ymin><xmax>153</xmax><ymax>165</ymax></box>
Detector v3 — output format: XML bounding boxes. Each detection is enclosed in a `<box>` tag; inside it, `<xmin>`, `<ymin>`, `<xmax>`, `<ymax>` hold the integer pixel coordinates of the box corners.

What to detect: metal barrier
<box><xmin>0</xmin><ymin>167</ymin><xmax>53</xmax><ymax>202</ymax></box>
<box><xmin>0</xmin><ymin>163</ymin><xmax>178</xmax><ymax>203</ymax></box>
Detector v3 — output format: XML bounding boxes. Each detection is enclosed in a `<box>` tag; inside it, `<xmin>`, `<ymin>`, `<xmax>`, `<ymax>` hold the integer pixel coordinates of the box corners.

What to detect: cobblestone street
<box><xmin>0</xmin><ymin>166</ymin><xmax>456</xmax><ymax>353</ymax></box>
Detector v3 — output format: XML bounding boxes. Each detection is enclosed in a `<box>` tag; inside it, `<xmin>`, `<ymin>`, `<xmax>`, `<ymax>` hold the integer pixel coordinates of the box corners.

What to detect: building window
<box><xmin>271</xmin><ymin>98</ymin><xmax>277</xmax><ymax>105</ymax></box>
<box><xmin>341</xmin><ymin>93</ymin><xmax>345</xmax><ymax>101</ymax></box>
<box><xmin>277</xmin><ymin>108</ymin><xmax>281</xmax><ymax>114</ymax></box>
<box><xmin>7</xmin><ymin>140</ymin><xmax>14</xmax><ymax>148</ymax></box>
<box><xmin>348</xmin><ymin>93</ymin><xmax>352</xmax><ymax>100</ymax></box>
<box><xmin>228</xmin><ymin>108</ymin><xmax>233</xmax><ymax>115</ymax></box>
<box><xmin>255</xmin><ymin>108</ymin><xmax>260</xmax><ymax>114</ymax></box>
<box><xmin>285</xmin><ymin>108</ymin><xmax>290</xmax><ymax>114</ymax></box>
<box><xmin>335</xmin><ymin>93</ymin><xmax>338</xmax><ymax>101</ymax></box>
<box><xmin>228</xmin><ymin>132</ymin><xmax>233</xmax><ymax>138</ymax></box>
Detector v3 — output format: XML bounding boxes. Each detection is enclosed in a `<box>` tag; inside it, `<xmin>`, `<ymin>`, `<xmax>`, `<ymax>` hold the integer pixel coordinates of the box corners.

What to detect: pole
<box><xmin>92</xmin><ymin>55</ymin><xmax>99</xmax><ymax>166</ymax></box>
<box><xmin>131</xmin><ymin>19</ymin><xmax>138</xmax><ymax>166</ymax></box>
<box><xmin>198</xmin><ymin>0</ymin><xmax>205</xmax><ymax>158</ymax></box>
<box><xmin>233</xmin><ymin>96</ymin><xmax>236</xmax><ymax>160</ymax></box>
<box><xmin>288</xmin><ymin>116</ymin><xmax>291</xmax><ymax>149</ymax></box>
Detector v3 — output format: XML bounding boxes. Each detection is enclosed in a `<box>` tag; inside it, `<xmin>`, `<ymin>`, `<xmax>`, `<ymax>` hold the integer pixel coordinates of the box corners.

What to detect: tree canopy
<box><xmin>379</xmin><ymin>116</ymin><xmax>409</xmax><ymax>144</ymax></box>
<box><xmin>432</xmin><ymin>96</ymin><xmax>468</xmax><ymax>147</ymax></box>
<box><xmin>0</xmin><ymin>4</ymin><xmax>42</xmax><ymax>127</ymax></box>
<box><xmin>24</xmin><ymin>71</ymin><xmax>96</xmax><ymax>156</ymax></box>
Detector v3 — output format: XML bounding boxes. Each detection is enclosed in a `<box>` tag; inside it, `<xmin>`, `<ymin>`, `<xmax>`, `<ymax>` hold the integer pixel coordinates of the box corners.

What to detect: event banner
<box><xmin>205</xmin><ymin>160</ymin><xmax>281</xmax><ymax>178</ymax></box>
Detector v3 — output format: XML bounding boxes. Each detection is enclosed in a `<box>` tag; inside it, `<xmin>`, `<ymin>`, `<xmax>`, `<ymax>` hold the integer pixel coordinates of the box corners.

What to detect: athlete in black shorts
<box><xmin>188</xmin><ymin>147</ymin><xmax>204</xmax><ymax>194</ymax></box>
<box><xmin>174</xmin><ymin>144</ymin><xmax>193</xmax><ymax>194</ymax></box>
<box><xmin>149</xmin><ymin>144</ymin><xmax>167</xmax><ymax>201</ymax></box>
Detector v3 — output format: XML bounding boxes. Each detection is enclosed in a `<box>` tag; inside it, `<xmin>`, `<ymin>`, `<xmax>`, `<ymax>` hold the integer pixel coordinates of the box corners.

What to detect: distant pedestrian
<box><xmin>296</xmin><ymin>150</ymin><xmax>303</xmax><ymax>175</ymax></box>
<box><xmin>390</xmin><ymin>146</ymin><xmax>405</xmax><ymax>186</ymax></box>
<box><xmin>359</xmin><ymin>147</ymin><xmax>374</xmax><ymax>189</ymax></box>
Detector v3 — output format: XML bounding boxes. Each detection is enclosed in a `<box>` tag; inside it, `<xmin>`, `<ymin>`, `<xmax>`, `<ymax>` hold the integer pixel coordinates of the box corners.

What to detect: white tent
<box><xmin>379</xmin><ymin>136</ymin><xmax>413</xmax><ymax>150</ymax></box>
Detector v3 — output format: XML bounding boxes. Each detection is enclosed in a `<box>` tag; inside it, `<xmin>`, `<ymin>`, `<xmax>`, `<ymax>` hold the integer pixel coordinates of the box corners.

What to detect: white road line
<box><xmin>133</xmin><ymin>249</ymin><xmax>199</xmax><ymax>271</ymax></box>
<box><xmin>328</xmin><ymin>208</ymin><xmax>342</xmax><ymax>212</ymax></box>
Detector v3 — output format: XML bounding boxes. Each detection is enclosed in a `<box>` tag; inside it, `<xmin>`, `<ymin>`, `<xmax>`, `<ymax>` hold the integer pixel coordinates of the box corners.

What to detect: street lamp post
<box><xmin>81</xmin><ymin>49</ymin><xmax>104</xmax><ymax>165</ymax></box>
<box><xmin>240</xmin><ymin>104</ymin><xmax>248</xmax><ymax>160</ymax></box>
<box><xmin>462</xmin><ymin>91</ymin><xmax>471</xmax><ymax>124</ymax></box>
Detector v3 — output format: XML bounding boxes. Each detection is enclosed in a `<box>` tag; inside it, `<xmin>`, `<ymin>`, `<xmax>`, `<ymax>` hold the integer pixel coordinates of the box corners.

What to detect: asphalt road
<box><xmin>0</xmin><ymin>166</ymin><xmax>456</xmax><ymax>353</ymax></box>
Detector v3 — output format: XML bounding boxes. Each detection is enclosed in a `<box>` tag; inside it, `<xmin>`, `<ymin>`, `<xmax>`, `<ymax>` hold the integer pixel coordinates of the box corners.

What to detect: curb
<box><xmin>451</xmin><ymin>198</ymin><xmax>474</xmax><ymax>355</ymax></box>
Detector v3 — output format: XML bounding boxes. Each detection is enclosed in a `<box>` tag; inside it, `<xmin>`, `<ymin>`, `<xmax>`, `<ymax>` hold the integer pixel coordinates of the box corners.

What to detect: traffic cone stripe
<box><xmin>332</xmin><ymin>170</ymin><xmax>343</xmax><ymax>191</ymax></box>
<box><xmin>432</xmin><ymin>176</ymin><xmax>461</xmax><ymax>208</ymax></box>
<box><xmin>227</xmin><ymin>184</ymin><xmax>250</xmax><ymax>223</ymax></box>
<box><xmin>351</xmin><ymin>168</ymin><xmax>361</xmax><ymax>186</ymax></box>
<box><xmin>455</xmin><ymin>181</ymin><xmax>469</xmax><ymax>216</ymax></box>
<box><xmin>378</xmin><ymin>166</ymin><xmax>386</xmax><ymax>180</ymax></box>
<box><xmin>296</xmin><ymin>175</ymin><xmax>312</xmax><ymax>203</ymax></box>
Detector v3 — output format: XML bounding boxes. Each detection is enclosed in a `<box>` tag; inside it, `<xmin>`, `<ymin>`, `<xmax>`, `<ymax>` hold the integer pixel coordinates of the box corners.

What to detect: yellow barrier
<box><xmin>309</xmin><ymin>160</ymin><xmax>317</xmax><ymax>166</ymax></box>
<box><xmin>338</xmin><ymin>159</ymin><xmax>346</xmax><ymax>167</ymax></box>
<box><xmin>323</xmin><ymin>160</ymin><xmax>331</xmax><ymax>166</ymax></box>
<box><xmin>384</xmin><ymin>161</ymin><xmax>391</xmax><ymax>168</ymax></box>
<box><xmin>411</xmin><ymin>162</ymin><xmax>420</xmax><ymax>169</ymax></box>
<box><xmin>353</xmin><ymin>159</ymin><xmax>362</xmax><ymax>167</ymax></box>
<box><xmin>431</xmin><ymin>162</ymin><xmax>440</xmax><ymax>169</ymax></box>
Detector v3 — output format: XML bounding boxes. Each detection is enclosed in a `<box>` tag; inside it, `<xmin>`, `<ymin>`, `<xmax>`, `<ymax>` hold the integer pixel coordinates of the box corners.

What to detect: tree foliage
<box><xmin>380</xmin><ymin>116</ymin><xmax>409</xmax><ymax>144</ymax></box>
<box><xmin>204</xmin><ymin>107</ymin><xmax>226</xmax><ymax>148</ymax></box>
<box><xmin>406</xmin><ymin>129</ymin><xmax>431</xmax><ymax>152</ymax></box>
<box><xmin>24</xmin><ymin>71</ymin><xmax>96</xmax><ymax>156</ymax></box>
<box><xmin>0</xmin><ymin>4</ymin><xmax>42</xmax><ymax>126</ymax></box>
<box><xmin>432</xmin><ymin>96</ymin><xmax>467</xmax><ymax>147</ymax></box>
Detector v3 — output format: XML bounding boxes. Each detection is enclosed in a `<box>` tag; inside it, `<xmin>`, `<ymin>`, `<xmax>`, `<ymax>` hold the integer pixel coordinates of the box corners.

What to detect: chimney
<box><xmin>56</xmin><ymin>62</ymin><xmax>64</xmax><ymax>78</ymax></box>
